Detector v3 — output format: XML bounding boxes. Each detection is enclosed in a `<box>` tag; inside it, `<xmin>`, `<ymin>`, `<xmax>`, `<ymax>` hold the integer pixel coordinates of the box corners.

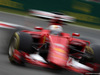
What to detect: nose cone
<box><xmin>48</xmin><ymin>47</ymin><xmax>68</xmax><ymax>67</ymax></box>
<box><xmin>48</xmin><ymin>35</ymin><xmax>69</xmax><ymax>67</ymax></box>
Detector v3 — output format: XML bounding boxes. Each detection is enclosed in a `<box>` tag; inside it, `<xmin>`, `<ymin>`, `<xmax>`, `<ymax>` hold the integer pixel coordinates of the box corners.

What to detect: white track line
<box><xmin>0</xmin><ymin>21</ymin><xmax>24</xmax><ymax>27</ymax></box>
<box><xmin>0</xmin><ymin>21</ymin><xmax>34</xmax><ymax>30</ymax></box>
<box><xmin>0</xmin><ymin>26</ymin><xmax>15</xmax><ymax>29</ymax></box>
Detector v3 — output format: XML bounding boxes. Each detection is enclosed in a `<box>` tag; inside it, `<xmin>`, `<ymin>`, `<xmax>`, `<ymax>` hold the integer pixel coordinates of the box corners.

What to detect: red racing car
<box><xmin>8</xmin><ymin>25</ymin><xmax>100</xmax><ymax>75</ymax></box>
<box><xmin>8</xmin><ymin>10</ymin><xmax>100</xmax><ymax>75</ymax></box>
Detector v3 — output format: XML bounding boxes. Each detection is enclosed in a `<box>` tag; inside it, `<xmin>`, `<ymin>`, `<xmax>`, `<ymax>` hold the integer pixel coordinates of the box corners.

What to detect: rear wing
<box><xmin>29</xmin><ymin>9</ymin><xmax>75</xmax><ymax>23</ymax></box>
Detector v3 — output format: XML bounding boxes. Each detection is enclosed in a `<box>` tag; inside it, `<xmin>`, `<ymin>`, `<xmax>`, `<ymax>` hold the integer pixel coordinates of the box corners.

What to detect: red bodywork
<box><xmin>12</xmin><ymin>28</ymin><xmax>99</xmax><ymax>74</ymax></box>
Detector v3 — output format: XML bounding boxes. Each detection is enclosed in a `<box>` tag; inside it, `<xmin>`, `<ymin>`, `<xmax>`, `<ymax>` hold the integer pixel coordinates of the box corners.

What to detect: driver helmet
<box><xmin>48</xmin><ymin>25</ymin><xmax>63</xmax><ymax>35</ymax></box>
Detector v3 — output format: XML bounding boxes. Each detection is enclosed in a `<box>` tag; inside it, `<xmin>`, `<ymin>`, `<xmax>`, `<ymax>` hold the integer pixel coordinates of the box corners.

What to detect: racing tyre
<box><xmin>91</xmin><ymin>45</ymin><xmax>100</xmax><ymax>64</ymax></box>
<box><xmin>81</xmin><ymin>45</ymin><xmax>100</xmax><ymax>73</ymax></box>
<box><xmin>80</xmin><ymin>46</ymin><xmax>94</xmax><ymax>63</ymax></box>
<box><xmin>85</xmin><ymin>45</ymin><xmax>100</xmax><ymax>64</ymax></box>
<box><xmin>8</xmin><ymin>32</ymin><xmax>33</xmax><ymax>65</ymax></box>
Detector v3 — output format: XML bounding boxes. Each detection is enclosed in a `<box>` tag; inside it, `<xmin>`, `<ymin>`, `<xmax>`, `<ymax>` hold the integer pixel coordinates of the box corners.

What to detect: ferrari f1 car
<box><xmin>8</xmin><ymin>25</ymin><xmax>100</xmax><ymax>74</ymax></box>
<box><xmin>8</xmin><ymin>10</ymin><xmax>100</xmax><ymax>75</ymax></box>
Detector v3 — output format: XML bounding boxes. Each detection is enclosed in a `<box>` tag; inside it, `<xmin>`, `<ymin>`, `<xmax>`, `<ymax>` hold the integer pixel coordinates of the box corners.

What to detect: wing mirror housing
<box><xmin>72</xmin><ymin>33</ymin><xmax>80</xmax><ymax>37</ymax></box>
<box><xmin>34</xmin><ymin>26</ymin><xmax>43</xmax><ymax>30</ymax></box>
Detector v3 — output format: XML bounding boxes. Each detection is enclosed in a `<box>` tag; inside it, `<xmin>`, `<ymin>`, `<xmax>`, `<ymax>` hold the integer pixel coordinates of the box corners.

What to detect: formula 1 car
<box><xmin>8</xmin><ymin>26</ymin><xmax>100</xmax><ymax>74</ymax></box>
<box><xmin>8</xmin><ymin>10</ymin><xmax>100</xmax><ymax>75</ymax></box>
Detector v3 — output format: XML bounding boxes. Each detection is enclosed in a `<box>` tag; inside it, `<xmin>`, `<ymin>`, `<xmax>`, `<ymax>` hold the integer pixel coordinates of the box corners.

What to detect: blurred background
<box><xmin>0</xmin><ymin>0</ymin><xmax>100</xmax><ymax>28</ymax></box>
<box><xmin>0</xmin><ymin>0</ymin><xmax>100</xmax><ymax>75</ymax></box>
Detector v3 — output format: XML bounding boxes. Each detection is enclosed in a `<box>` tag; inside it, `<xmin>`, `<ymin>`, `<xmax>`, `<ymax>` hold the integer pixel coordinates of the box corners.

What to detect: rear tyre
<box><xmin>91</xmin><ymin>45</ymin><xmax>100</xmax><ymax>64</ymax></box>
<box><xmin>8</xmin><ymin>32</ymin><xmax>33</xmax><ymax>65</ymax></box>
<box><xmin>84</xmin><ymin>45</ymin><xmax>100</xmax><ymax>64</ymax></box>
<box><xmin>80</xmin><ymin>46</ymin><xmax>94</xmax><ymax>63</ymax></box>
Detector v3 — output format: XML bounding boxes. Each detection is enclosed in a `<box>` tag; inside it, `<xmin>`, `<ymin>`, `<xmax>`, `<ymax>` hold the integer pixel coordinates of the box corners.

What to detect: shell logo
<box><xmin>54</xmin><ymin>48</ymin><xmax>66</xmax><ymax>54</ymax></box>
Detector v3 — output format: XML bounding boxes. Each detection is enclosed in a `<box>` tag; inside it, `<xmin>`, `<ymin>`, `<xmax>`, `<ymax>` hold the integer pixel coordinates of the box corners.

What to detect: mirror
<box><xmin>72</xmin><ymin>33</ymin><xmax>80</xmax><ymax>37</ymax></box>
<box><xmin>34</xmin><ymin>26</ymin><xmax>43</xmax><ymax>30</ymax></box>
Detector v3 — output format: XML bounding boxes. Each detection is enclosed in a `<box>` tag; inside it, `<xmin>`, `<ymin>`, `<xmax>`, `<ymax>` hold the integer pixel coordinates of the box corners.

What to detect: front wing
<box><xmin>12</xmin><ymin>49</ymin><xmax>99</xmax><ymax>74</ymax></box>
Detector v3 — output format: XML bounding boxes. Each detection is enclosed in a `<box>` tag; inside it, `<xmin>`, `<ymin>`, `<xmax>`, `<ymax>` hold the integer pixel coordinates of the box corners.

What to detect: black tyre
<box><xmin>84</xmin><ymin>45</ymin><xmax>100</xmax><ymax>64</ymax></box>
<box><xmin>8</xmin><ymin>32</ymin><xmax>33</xmax><ymax>65</ymax></box>
<box><xmin>91</xmin><ymin>45</ymin><xmax>100</xmax><ymax>64</ymax></box>
<box><xmin>16</xmin><ymin>32</ymin><xmax>33</xmax><ymax>53</ymax></box>
<box><xmin>80</xmin><ymin>46</ymin><xmax>94</xmax><ymax>63</ymax></box>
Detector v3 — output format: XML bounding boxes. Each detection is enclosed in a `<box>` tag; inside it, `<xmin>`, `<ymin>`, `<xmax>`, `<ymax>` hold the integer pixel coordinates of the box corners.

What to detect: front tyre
<box><xmin>8</xmin><ymin>32</ymin><xmax>33</xmax><ymax>65</ymax></box>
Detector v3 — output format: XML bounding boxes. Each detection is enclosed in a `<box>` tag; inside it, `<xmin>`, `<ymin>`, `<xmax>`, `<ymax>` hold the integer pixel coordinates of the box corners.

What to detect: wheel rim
<box><xmin>85</xmin><ymin>46</ymin><xmax>94</xmax><ymax>55</ymax></box>
<box><xmin>9</xmin><ymin>37</ymin><xmax>18</xmax><ymax>57</ymax></box>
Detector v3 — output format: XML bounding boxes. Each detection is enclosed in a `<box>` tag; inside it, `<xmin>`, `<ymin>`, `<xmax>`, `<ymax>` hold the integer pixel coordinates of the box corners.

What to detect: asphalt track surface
<box><xmin>0</xmin><ymin>11</ymin><xmax>100</xmax><ymax>75</ymax></box>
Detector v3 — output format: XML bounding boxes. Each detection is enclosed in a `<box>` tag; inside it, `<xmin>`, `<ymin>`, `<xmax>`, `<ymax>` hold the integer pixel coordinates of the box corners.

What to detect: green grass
<box><xmin>0</xmin><ymin>7</ymin><xmax>28</xmax><ymax>16</ymax></box>
<box><xmin>0</xmin><ymin>7</ymin><xmax>100</xmax><ymax>30</ymax></box>
<box><xmin>62</xmin><ymin>11</ymin><xmax>100</xmax><ymax>29</ymax></box>
<box><xmin>72</xmin><ymin>22</ymin><xmax>100</xmax><ymax>29</ymax></box>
